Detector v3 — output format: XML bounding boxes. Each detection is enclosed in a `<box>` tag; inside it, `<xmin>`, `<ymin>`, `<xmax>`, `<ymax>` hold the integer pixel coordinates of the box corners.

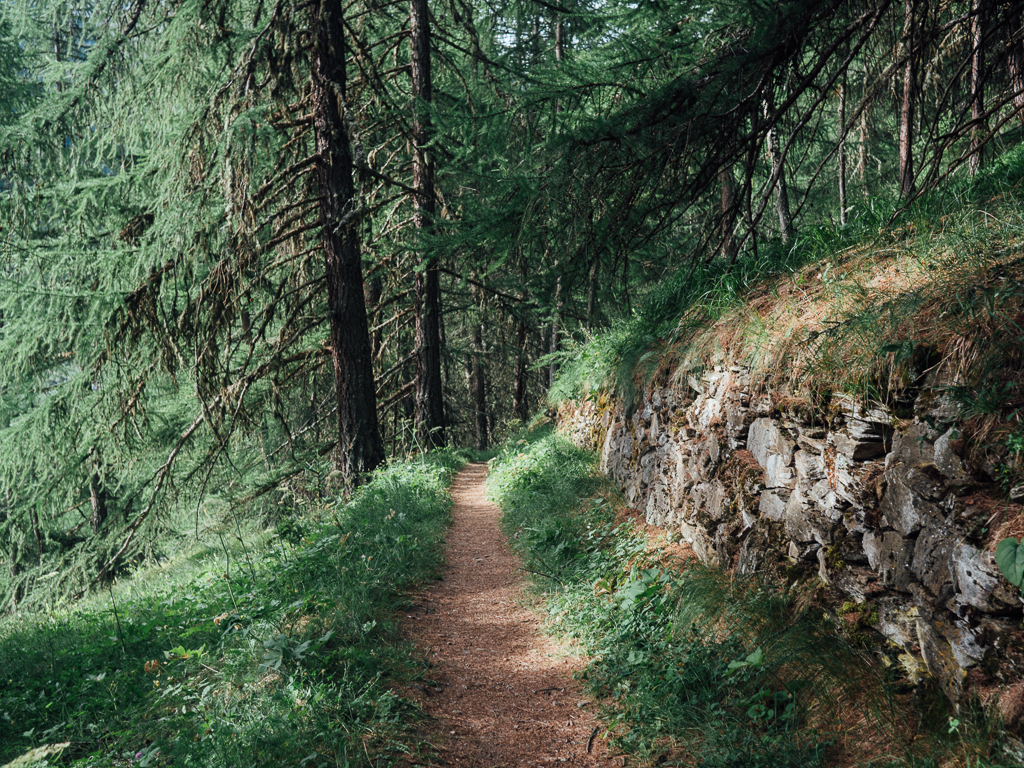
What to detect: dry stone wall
<box><xmin>558</xmin><ymin>369</ymin><xmax>1024</xmax><ymax>704</ymax></box>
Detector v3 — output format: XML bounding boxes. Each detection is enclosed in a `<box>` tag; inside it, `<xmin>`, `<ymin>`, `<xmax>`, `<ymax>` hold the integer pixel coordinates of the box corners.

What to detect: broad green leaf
<box><xmin>995</xmin><ymin>537</ymin><xmax>1024</xmax><ymax>588</ymax></box>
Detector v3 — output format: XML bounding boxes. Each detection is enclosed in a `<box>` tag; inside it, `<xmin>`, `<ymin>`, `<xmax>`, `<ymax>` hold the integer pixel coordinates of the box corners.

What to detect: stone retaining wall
<box><xmin>558</xmin><ymin>369</ymin><xmax>1024</xmax><ymax>705</ymax></box>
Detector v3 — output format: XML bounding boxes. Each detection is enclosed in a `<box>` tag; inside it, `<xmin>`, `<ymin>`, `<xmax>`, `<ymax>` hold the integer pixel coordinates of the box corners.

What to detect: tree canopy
<box><xmin>2</xmin><ymin>0</ymin><xmax>1022</xmax><ymax>607</ymax></box>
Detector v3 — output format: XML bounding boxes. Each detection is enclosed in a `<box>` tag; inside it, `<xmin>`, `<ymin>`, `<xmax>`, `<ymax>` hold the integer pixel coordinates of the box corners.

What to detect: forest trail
<box><xmin>401</xmin><ymin>463</ymin><xmax>615</xmax><ymax>768</ymax></box>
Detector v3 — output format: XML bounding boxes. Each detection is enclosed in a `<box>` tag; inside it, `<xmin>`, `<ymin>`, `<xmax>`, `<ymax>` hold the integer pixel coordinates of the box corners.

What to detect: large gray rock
<box><xmin>863</xmin><ymin>529</ymin><xmax>915</xmax><ymax>590</ymax></box>
<box><xmin>794</xmin><ymin>449</ymin><xmax>825</xmax><ymax>486</ymax></box>
<box><xmin>880</xmin><ymin>468</ymin><xmax>942</xmax><ymax>536</ymax></box>
<box><xmin>875</xmin><ymin>597</ymin><xmax>920</xmax><ymax>647</ymax></box>
<box><xmin>917</xmin><ymin>617</ymin><xmax>966</xmax><ymax>701</ymax></box>
<box><xmin>748</xmin><ymin>418</ymin><xmax>795</xmax><ymax>471</ymax></box>
<box><xmin>830</xmin><ymin>429</ymin><xmax>887</xmax><ymax>461</ymax></box>
<box><xmin>724</xmin><ymin>399</ymin><xmax>753</xmax><ymax>448</ymax></box>
<box><xmin>910</xmin><ymin>523</ymin><xmax>956</xmax><ymax>597</ymax></box>
<box><xmin>934</xmin><ymin>428</ymin><xmax>971</xmax><ymax>485</ymax></box>
<box><xmin>759</xmin><ymin>489</ymin><xmax>790</xmax><ymax>522</ymax></box>
<box><xmin>764</xmin><ymin>453</ymin><xmax>795</xmax><ymax>488</ymax></box>
<box><xmin>646</xmin><ymin>481</ymin><xmax>671</xmax><ymax>527</ymax></box>
<box><xmin>953</xmin><ymin>544</ymin><xmax>1019</xmax><ymax>612</ymax></box>
<box><xmin>888</xmin><ymin>422</ymin><xmax>937</xmax><ymax>468</ymax></box>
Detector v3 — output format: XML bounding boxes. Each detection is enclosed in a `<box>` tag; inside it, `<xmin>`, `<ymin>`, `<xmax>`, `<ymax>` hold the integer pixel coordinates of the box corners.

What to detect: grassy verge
<box><xmin>487</xmin><ymin>428</ymin><xmax>1014</xmax><ymax>767</ymax></box>
<box><xmin>0</xmin><ymin>450</ymin><xmax>465</xmax><ymax>768</ymax></box>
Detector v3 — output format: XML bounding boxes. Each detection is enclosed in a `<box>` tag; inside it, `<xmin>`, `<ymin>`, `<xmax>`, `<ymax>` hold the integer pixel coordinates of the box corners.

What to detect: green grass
<box><xmin>0</xmin><ymin>449</ymin><xmax>464</xmax><ymax>768</ymax></box>
<box><xmin>487</xmin><ymin>429</ymin><xmax>1018</xmax><ymax>767</ymax></box>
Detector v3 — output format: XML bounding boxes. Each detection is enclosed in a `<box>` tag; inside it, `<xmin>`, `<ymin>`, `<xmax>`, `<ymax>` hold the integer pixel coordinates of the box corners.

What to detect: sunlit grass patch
<box><xmin>0</xmin><ymin>450</ymin><xmax>463</xmax><ymax>767</ymax></box>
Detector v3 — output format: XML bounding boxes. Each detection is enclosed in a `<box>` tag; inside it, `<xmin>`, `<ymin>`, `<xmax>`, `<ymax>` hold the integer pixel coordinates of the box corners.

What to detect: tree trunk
<box><xmin>3</xmin><ymin>493</ymin><xmax>22</xmax><ymax>609</ymax></box>
<box><xmin>899</xmin><ymin>0</ymin><xmax>916</xmax><ymax>198</ymax></box>
<box><xmin>1007</xmin><ymin>7</ymin><xmax>1024</xmax><ymax>127</ymax></box>
<box><xmin>411</xmin><ymin>0</ymin><xmax>445</xmax><ymax>449</ymax></box>
<box><xmin>838</xmin><ymin>68</ymin><xmax>848</xmax><ymax>225</ymax></box>
<box><xmin>968</xmin><ymin>0</ymin><xmax>986</xmax><ymax>176</ymax></box>
<box><xmin>31</xmin><ymin>506</ymin><xmax>42</xmax><ymax>563</ymax></box>
<box><xmin>512</xmin><ymin>316</ymin><xmax>529</xmax><ymax>422</ymax></box>
<box><xmin>764</xmin><ymin>98</ymin><xmax>795</xmax><ymax>242</ymax></box>
<box><xmin>471</xmin><ymin>318</ymin><xmax>488</xmax><ymax>451</ymax></box>
<box><xmin>89</xmin><ymin>472</ymin><xmax>108</xmax><ymax>534</ymax></box>
<box><xmin>549</xmin><ymin>270</ymin><xmax>562</xmax><ymax>388</ymax></box>
<box><xmin>720</xmin><ymin>165</ymin><xmax>739</xmax><ymax>261</ymax></box>
<box><xmin>858</xmin><ymin>66</ymin><xmax>872</xmax><ymax>196</ymax></box>
<box><xmin>365</xmin><ymin>275</ymin><xmax>382</xmax><ymax>360</ymax></box>
<box><xmin>586</xmin><ymin>255</ymin><xmax>600</xmax><ymax>328</ymax></box>
<box><xmin>311</xmin><ymin>0</ymin><xmax>384</xmax><ymax>483</ymax></box>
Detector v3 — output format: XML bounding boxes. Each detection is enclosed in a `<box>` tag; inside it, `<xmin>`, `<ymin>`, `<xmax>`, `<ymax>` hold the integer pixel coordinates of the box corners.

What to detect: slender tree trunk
<box><xmin>838</xmin><ymin>68</ymin><xmax>848</xmax><ymax>225</ymax></box>
<box><xmin>969</xmin><ymin>0</ymin><xmax>986</xmax><ymax>176</ymax></box>
<box><xmin>549</xmin><ymin>269</ymin><xmax>562</xmax><ymax>388</ymax></box>
<box><xmin>1007</xmin><ymin>7</ymin><xmax>1024</xmax><ymax>127</ymax></box>
<box><xmin>513</xmin><ymin>250</ymin><xmax>530</xmax><ymax>422</ymax></box>
<box><xmin>513</xmin><ymin>316</ymin><xmax>529</xmax><ymax>422</ymax></box>
<box><xmin>411</xmin><ymin>0</ymin><xmax>445</xmax><ymax>449</ymax></box>
<box><xmin>858</xmin><ymin>64</ymin><xmax>872</xmax><ymax>197</ymax></box>
<box><xmin>547</xmin><ymin>14</ymin><xmax>566</xmax><ymax>383</ymax></box>
<box><xmin>89</xmin><ymin>473</ymin><xmax>108</xmax><ymax>534</ymax></box>
<box><xmin>720</xmin><ymin>166</ymin><xmax>739</xmax><ymax>260</ymax></box>
<box><xmin>3</xmin><ymin>493</ymin><xmax>22</xmax><ymax>608</ymax></box>
<box><xmin>31</xmin><ymin>506</ymin><xmax>42</xmax><ymax>563</ymax></box>
<box><xmin>764</xmin><ymin>98</ymin><xmax>795</xmax><ymax>242</ymax></box>
<box><xmin>586</xmin><ymin>255</ymin><xmax>600</xmax><ymax>328</ymax></box>
<box><xmin>311</xmin><ymin>0</ymin><xmax>384</xmax><ymax>483</ymax></box>
<box><xmin>471</xmin><ymin>318</ymin><xmax>488</xmax><ymax>451</ymax></box>
<box><xmin>365</xmin><ymin>275</ymin><xmax>382</xmax><ymax>360</ymax></box>
<box><xmin>899</xmin><ymin>0</ymin><xmax>916</xmax><ymax>198</ymax></box>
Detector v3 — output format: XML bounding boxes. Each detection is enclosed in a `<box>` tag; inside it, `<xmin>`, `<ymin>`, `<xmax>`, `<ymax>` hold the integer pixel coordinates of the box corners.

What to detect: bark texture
<box><xmin>899</xmin><ymin>0</ymin><xmax>916</xmax><ymax>197</ymax></box>
<box><xmin>311</xmin><ymin>0</ymin><xmax>384</xmax><ymax>482</ymax></box>
<box><xmin>1008</xmin><ymin>7</ymin><xmax>1024</xmax><ymax>127</ymax></box>
<box><xmin>969</xmin><ymin>0</ymin><xmax>986</xmax><ymax>176</ymax></box>
<box><xmin>411</xmin><ymin>0</ymin><xmax>445</xmax><ymax>449</ymax></box>
<box><xmin>720</xmin><ymin>166</ymin><xmax>739</xmax><ymax>261</ymax></box>
<box><xmin>764</xmin><ymin>97</ymin><xmax>794</xmax><ymax>242</ymax></box>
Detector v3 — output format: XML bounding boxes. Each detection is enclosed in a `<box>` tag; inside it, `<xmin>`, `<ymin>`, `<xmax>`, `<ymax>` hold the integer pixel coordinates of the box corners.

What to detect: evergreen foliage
<box><xmin>1</xmin><ymin>0</ymin><xmax>1023</xmax><ymax>607</ymax></box>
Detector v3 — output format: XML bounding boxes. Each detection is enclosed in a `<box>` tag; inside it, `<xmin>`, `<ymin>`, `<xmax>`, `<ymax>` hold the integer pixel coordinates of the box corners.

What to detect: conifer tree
<box><xmin>411</xmin><ymin>0</ymin><xmax>445</xmax><ymax>449</ymax></box>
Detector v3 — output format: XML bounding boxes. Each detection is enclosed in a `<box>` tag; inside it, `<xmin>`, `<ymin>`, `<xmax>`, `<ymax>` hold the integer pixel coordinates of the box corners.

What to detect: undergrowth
<box><xmin>0</xmin><ymin>449</ymin><xmax>465</xmax><ymax>768</ymax></box>
<box><xmin>487</xmin><ymin>428</ymin><xmax>1018</xmax><ymax>767</ymax></box>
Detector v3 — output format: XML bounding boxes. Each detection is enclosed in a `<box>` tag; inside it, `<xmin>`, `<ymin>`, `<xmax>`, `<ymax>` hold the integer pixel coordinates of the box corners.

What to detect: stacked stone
<box><xmin>558</xmin><ymin>370</ymin><xmax>1024</xmax><ymax>704</ymax></box>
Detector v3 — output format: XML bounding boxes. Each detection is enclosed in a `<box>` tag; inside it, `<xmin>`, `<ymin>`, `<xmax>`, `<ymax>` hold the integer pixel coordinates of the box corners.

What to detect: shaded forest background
<box><xmin>2</xmin><ymin>0</ymin><xmax>1023</xmax><ymax>609</ymax></box>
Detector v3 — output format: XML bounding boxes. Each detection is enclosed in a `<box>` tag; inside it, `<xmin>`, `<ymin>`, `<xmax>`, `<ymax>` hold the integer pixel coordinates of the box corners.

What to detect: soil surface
<box><xmin>401</xmin><ymin>463</ymin><xmax>617</xmax><ymax>767</ymax></box>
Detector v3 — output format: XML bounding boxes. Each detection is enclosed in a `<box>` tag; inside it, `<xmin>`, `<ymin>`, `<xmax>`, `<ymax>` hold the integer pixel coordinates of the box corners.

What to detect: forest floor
<box><xmin>399</xmin><ymin>463</ymin><xmax>619</xmax><ymax>768</ymax></box>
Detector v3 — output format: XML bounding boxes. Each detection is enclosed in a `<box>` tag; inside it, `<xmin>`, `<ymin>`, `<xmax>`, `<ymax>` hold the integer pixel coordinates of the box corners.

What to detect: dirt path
<box><xmin>401</xmin><ymin>463</ymin><xmax>615</xmax><ymax>768</ymax></box>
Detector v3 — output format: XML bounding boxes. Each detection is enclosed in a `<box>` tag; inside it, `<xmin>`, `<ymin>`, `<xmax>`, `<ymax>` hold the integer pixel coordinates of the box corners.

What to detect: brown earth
<box><xmin>400</xmin><ymin>463</ymin><xmax>620</xmax><ymax>768</ymax></box>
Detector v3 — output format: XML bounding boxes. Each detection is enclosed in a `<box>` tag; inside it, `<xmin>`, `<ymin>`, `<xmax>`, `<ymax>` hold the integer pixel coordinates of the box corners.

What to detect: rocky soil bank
<box><xmin>558</xmin><ymin>370</ymin><xmax>1024</xmax><ymax>715</ymax></box>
